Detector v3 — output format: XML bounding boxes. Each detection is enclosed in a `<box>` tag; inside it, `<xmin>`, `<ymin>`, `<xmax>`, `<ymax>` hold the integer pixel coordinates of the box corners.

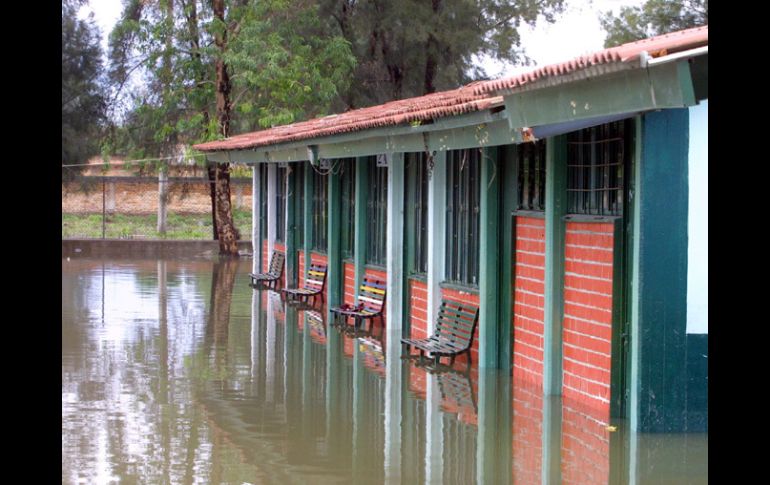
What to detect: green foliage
<box><xmin>62</xmin><ymin>0</ymin><xmax>108</xmax><ymax>182</ymax></box>
<box><xmin>317</xmin><ymin>0</ymin><xmax>566</xmax><ymax>108</ymax></box>
<box><xmin>600</xmin><ymin>0</ymin><xmax>708</xmax><ymax>47</ymax></box>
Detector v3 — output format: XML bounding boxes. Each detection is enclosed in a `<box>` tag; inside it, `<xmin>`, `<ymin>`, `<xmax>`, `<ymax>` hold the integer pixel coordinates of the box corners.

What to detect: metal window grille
<box><xmin>311</xmin><ymin>167</ymin><xmax>328</xmax><ymax>251</ymax></box>
<box><xmin>366</xmin><ymin>158</ymin><xmax>388</xmax><ymax>266</ymax></box>
<box><xmin>260</xmin><ymin>163</ymin><xmax>268</xmax><ymax>239</ymax></box>
<box><xmin>275</xmin><ymin>166</ymin><xmax>286</xmax><ymax>241</ymax></box>
<box><xmin>406</xmin><ymin>152</ymin><xmax>429</xmax><ymax>274</ymax></box>
<box><xmin>517</xmin><ymin>139</ymin><xmax>546</xmax><ymax>211</ymax></box>
<box><xmin>445</xmin><ymin>148</ymin><xmax>481</xmax><ymax>287</ymax></box>
<box><xmin>296</xmin><ymin>162</ymin><xmax>304</xmax><ymax>247</ymax></box>
<box><xmin>567</xmin><ymin>119</ymin><xmax>632</xmax><ymax>216</ymax></box>
<box><xmin>340</xmin><ymin>158</ymin><xmax>356</xmax><ymax>259</ymax></box>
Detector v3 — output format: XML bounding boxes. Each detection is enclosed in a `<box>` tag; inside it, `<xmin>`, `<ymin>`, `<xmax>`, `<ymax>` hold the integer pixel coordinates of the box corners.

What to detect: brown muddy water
<box><xmin>62</xmin><ymin>257</ymin><xmax>707</xmax><ymax>484</ymax></box>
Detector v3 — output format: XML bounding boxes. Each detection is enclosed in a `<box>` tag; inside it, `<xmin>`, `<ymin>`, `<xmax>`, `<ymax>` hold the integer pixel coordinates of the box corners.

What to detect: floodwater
<box><xmin>62</xmin><ymin>257</ymin><xmax>707</xmax><ymax>484</ymax></box>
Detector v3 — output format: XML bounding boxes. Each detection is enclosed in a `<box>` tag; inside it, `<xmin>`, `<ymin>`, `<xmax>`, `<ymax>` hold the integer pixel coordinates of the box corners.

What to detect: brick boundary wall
<box><xmin>513</xmin><ymin>216</ymin><xmax>546</xmax><ymax>387</ymax></box>
<box><xmin>562</xmin><ymin>221</ymin><xmax>615</xmax><ymax>416</ymax></box>
<box><xmin>62</xmin><ymin>176</ymin><xmax>253</xmax><ymax>215</ymax></box>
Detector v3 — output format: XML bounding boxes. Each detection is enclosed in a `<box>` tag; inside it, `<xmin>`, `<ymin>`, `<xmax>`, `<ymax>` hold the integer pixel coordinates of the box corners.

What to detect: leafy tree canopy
<box><xmin>62</xmin><ymin>0</ymin><xmax>107</xmax><ymax>181</ymax></box>
<box><xmin>600</xmin><ymin>0</ymin><xmax>708</xmax><ymax>47</ymax></box>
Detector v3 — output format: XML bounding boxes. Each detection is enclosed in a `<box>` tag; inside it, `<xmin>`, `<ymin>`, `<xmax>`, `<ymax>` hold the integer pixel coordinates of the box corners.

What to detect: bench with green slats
<box><xmin>401</xmin><ymin>298</ymin><xmax>479</xmax><ymax>366</ymax></box>
<box><xmin>330</xmin><ymin>277</ymin><xmax>386</xmax><ymax>334</ymax></box>
<box><xmin>281</xmin><ymin>263</ymin><xmax>327</xmax><ymax>304</ymax></box>
<box><xmin>249</xmin><ymin>250</ymin><xmax>284</xmax><ymax>288</ymax></box>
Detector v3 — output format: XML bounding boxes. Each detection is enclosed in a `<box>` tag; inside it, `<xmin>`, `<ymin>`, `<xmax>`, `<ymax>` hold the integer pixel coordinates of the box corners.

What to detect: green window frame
<box><xmin>366</xmin><ymin>160</ymin><xmax>388</xmax><ymax>266</ymax></box>
<box><xmin>311</xmin><ymin>167</ymin><xmax>328</xmax><ymax>251</ymax></box>
<box><xmin>445</xmin><ymin>148</ymin><xmax>481</xmax><ymax>287</ymax></box>
<box><xmin>406</xmin><ymin>152</ymin><xmax>429</xmax><ymax>274</ymax></box>
<box><xmin>275</xmin><ymin>166</ymin><xmax>286</xmax><ymax>242</ymax></box>
<box><xmin>340</xmin><ymin>158</ymin><xmax>356</xmax><ymax>259</ymax></box>
<box><xmin>567</xmin><ymin>119</ymin><xmax>633</xmax><ymax>216</ymax></box>
<box><xmin>517</xmin><ymin>139</ymin><xmax>546</xmax><ymax>212</ymax></box>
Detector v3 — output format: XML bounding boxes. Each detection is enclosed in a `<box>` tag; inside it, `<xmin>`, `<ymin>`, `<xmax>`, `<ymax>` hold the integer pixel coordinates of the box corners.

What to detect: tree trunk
<box><xmin>212</xmin><ymin>0</ymin><xmax>239</xmax><ymax>256</ymax></box>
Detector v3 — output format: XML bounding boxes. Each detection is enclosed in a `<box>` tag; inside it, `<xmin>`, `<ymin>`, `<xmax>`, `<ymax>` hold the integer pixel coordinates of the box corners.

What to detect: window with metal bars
<box><xmin>445</xmin><ymin>148</ymin><xmax>481</xmax><ymax>287</ymax></box>
<box><xmin>517</xmin><ymin>139</ymin><xmax>546</xmax><ymax>211</ymax></box>
<box><xmin>275</xmin><ymin>166</ymin><xmax>286</xmax><ymax>242</ymax></box>
<box><xmin>259</xmin><ymin>163</ymin><xmax>268</xmax><ymax>240</ymax></box>
<box><xmin>406</xmin><ymin>152</ymin><xmax>429</xmax><ymax>274</ymax></box>
<box><xmin>311</xmin><ymin>166</ymin><xmax>328</xmax><ymax>251</ymax></box>
<box><xmin>567</xmin><ymin>119</ymin><xmax>632</xmax><ymax>216</ymax></box>
<box><xmin>366</xmin><ymin>158</ymin><xmax>388</xmax><ymax>266</ymax></box>
<box><xmin>340</xmin><ymin>158</ymin><xmax>356</xmax><ymax>259</ymax></box>
<box><xmin>296</xmin><ymin>162</ymin><xmax>304</xmax><ymax>247</ymax></box>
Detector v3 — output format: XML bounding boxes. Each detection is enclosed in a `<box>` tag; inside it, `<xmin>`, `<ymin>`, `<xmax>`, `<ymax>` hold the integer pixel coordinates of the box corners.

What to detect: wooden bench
<box><xmin>249</xmin><ymin>250</ymin><xmax>284</xmax><ymax>288</ymax></box>
<box><xmin>401</xmin><ymin>298</ymin><xmax>479</xmax><ymax>366</ymax></box>
<box><xmin>281</xmin><ymin>263</ymin><xmax>327</xmax><ymax>304</ymax></box>
<box><xmin>330</xmin><ymin>277</ymin><xmax>386</xmax><ymax>334</ymax></box>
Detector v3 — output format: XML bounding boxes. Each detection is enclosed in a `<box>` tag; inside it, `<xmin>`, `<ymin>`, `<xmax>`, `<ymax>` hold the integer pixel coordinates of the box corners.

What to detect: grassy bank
<box><xmin>62</xmin><ymin>209</ymin><xmax>253</xmax><ymax>240</ymax></box>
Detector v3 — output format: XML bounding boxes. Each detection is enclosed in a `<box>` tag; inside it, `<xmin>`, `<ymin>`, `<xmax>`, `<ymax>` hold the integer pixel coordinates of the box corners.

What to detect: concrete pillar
<box><xmin>157</xmin><ymin>167</ymin><xmax>168</xmax><ymax>234</ymax></box>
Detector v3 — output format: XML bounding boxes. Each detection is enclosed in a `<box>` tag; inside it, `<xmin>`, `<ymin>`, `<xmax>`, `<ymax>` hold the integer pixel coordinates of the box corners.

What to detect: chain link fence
<box><xmin>62</xmin><ymin>175</ymin><xmax>253</xmax><ymax>240</ymax></box>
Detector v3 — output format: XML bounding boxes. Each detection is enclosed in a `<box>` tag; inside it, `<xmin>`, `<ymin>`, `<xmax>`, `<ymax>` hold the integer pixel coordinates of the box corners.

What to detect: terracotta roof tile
<box><xmin>194</xmin><ymin>25</ymin><xmax>707</xmax><ymax>153</ymax></box>
<box><xmin>474</xmin><ymin>25</ymin><xmax>707</xmax><ymax>95</ymax></box>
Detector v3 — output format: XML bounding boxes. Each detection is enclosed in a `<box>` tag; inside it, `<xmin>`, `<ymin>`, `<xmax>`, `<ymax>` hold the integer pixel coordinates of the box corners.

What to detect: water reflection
<box><xmin>62</xmin><ymin>258</ymin><xmax>707</xmax><ymax>484</ymax></box>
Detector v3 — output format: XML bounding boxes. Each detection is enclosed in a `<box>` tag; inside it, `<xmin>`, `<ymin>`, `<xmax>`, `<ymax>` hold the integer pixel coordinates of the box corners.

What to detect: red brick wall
<box><xmin>297</xmin><ymin>250</ymin><xmax>305</xmax><ymax>284</ymax></box>
<box><xmin>562</xmin><ymin>222</ymin><xmax>614</xmax><ymax>416</ymax></box>
<box><xmin>512</xmin><ymin>380</ymin><xmax>543</xmax><ymax>484</ymax></box>
<box><xmin>343</xmin><ymin>262</ymin><xmax>356</xmax><ymax>305</ymax></box>
<box><xmin>561</xmin><ymin>400</ymin><xmax>610</xmax><ymax>485</ymax></box>
<box><xmin>408</xmin><ymin>279</ymin><xmax>428</xmax><ymax>340</ymax></box>
<box><xmin>513</xmin><ymin>216</ymin><xmax>546</xmax><ymax>387</ymax></box>
<box><xmin>440</xmin><ymin>287</ymin><xmax>480</xmax><ymax>364</ymax></box>
<box><xmin>262</xmin><ymin>239</ymin><xmax>269</xmax><ymax>272</ymax></box>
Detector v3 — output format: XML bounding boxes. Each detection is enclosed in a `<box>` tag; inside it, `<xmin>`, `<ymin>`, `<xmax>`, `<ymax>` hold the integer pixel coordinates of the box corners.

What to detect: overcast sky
<box><xmin>80</xmin><ymin>0</ymin><xmax>645</xmax><ymax>78</ymax></box>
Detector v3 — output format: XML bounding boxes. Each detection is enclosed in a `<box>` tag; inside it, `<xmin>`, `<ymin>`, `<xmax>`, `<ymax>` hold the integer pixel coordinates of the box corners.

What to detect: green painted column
<box><xmin>479</xmin><ymin>146</ymin><xmax>501</xmax><ymax>369</ymax></box>
<box><xmin>543</xmin><ymin>135</ymin><xmax>567</xmax><ymax>396</ymax></box>
<box><xmin>304</xmin><ymin>162</ymin><xmax>313</xmax><ymax>281</ymax></box>
<box><xmin>498</xmin><ymin>145</ymin><xmax>518</xmax><ymax>370</ymax></box>
<box><xmin>354</xmin><ymin>156</ymin><xmax>369</xmax><ymax>300</ymax></box>
<box><xmin>541</xmin><ymin>395</ymin><xmax>562</xmax><ymax>484</ymax></box>
<box><xmin>327</xmin><ymin>163</ymin><xmax>342</xmax><ymax>309</ymax></box>
<box><xmin>285</xmin><ymin>164</ymin><xmax>298</xmax><ymax>287</ymax></box>
<box><xmin>630</xmin><ymin>109</ymin><xmax>690</xmax><ymax>432</ymax></box>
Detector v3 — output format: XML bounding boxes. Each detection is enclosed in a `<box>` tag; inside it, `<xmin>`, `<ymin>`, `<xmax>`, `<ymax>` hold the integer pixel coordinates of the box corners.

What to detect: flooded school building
<box><xmin>60</xmin><ymin>24</ymin><xmax>710</xmax><ymax>484</ymax></box>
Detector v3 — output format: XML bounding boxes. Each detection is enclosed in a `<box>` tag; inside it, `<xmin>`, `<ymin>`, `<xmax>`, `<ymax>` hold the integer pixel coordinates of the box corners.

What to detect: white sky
<box><xmin>80</xmin><ymin>0</ymin><xmax>645</xmax><ymax>78</ymax></box>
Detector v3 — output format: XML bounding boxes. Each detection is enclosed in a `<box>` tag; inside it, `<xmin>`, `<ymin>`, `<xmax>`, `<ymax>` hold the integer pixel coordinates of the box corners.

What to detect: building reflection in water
<box><xmin>62</xmin><ymin>259</ymin><xmax>707</xmax><ymax>484</ymax></box>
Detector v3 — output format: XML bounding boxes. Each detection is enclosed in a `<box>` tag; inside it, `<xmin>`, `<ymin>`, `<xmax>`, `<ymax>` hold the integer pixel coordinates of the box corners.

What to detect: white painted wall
<box><xmin>686</xmin><ymin>100</ymin><xmax>708</xmax><ymax>334</ymax></box>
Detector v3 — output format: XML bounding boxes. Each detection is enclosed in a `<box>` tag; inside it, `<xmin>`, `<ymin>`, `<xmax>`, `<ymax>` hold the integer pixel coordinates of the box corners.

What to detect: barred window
<box><xmin>275</xmin><ymin>166</ymin><xmax>286</xmax><ymax>242</ymax></box>
<box><xmin>340</xmin><ymin>158</ymin><xmax>356</xmax><ymax>259</ymax></box>
<box><xmin>517</xmin><ymin>140</ymin><xmax>546</xmax><ymax>211</ymax></box>
<box><xmin>311</xmin><ymin>167</ymin><xmax>328</xmax><ymax>251</ymax></box>
<box><xmin>445</xmin><ymin>149</ymin><xmax>480</xmax><ymax>287</ymax></box>
<box><xmin>406</xmin><ymin>152</ymin><xmax>429</xmax><ymax>274</ymax></box>
<box><xmin>567</xmin><ymin>119</ymin><xmax>632</xmax><ymax>216</ymax></box>
<box><xmin>259</xmin><ymin>163</ymin><xmax>268</xmax><ymax>239</ymax></box>
<box><xmin>366</xmin><ymin>158</ymin><xmax>387</xmax><ymax>266</ymax></box>
<box><xmin>296</xmin><ymin>162</ymin><xmax>304</xmax><ymax>247</ymax></box>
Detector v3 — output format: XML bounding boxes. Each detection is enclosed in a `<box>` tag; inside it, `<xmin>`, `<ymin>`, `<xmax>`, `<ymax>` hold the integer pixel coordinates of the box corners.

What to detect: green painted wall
<box><xmin>633</xmin><ymin>108</ymin><xmax>694</xmax><ymax>432</ymax></box>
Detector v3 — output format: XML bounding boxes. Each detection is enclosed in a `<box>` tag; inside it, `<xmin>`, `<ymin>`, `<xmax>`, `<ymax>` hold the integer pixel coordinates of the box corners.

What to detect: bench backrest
<box><xmin>303</xmin><ymin>263</ymin><xmax>328</xmax><ymax>293</ymax></box>
<box><xmin>268</xmin><ymin>251</ymin><xmax>285</xmax><ymax>277</ymax></box>
<box><xmin>357</xmin><ymin>277</ymin><xmax>386</xmax><ymax>314</ymax></box>
<box><xmin>434</xmin><ymin>299</ymin><xmax>479</xmax><ymax>351</ymax></box>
